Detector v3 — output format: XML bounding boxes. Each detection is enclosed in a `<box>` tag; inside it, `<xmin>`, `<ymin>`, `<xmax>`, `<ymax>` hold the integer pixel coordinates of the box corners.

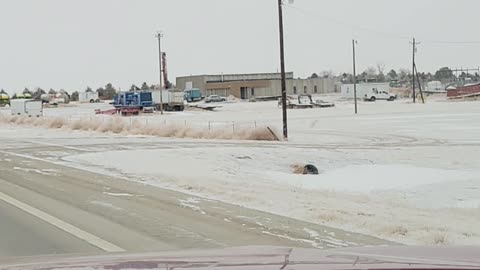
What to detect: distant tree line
<box><xmin>313</xmin><ymin>66</ymin><xmax>480</xmax><ymax>87</ymax></box>
<box><xmin>6</xmin><ymin>82</ymin><xmax>161</xmax><ymax>102</ymax></box>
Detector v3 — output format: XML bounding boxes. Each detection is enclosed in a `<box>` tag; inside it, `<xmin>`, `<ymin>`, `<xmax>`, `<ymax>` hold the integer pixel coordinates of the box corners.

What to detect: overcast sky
<box><xmin>1</xmin><ymin>0</ymin><xmax>479</xmax><ymax>94</ymax></box>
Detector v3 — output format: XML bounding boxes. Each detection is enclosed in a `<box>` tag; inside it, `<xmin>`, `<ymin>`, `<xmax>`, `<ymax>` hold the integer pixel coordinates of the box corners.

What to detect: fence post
<box><xmin>208</xmin><ymin>121</ymin><xmax>211</xmax><ymax>130</ymax></box>
<box><xmin>232</xmin><ymin>121</ymin><xmax>235</xmax><ymax>133</ymax></box>
<box><xmin>254</xmin><ymin>121</ymin><xmax>257</xmax><ymax>129</ymax></box>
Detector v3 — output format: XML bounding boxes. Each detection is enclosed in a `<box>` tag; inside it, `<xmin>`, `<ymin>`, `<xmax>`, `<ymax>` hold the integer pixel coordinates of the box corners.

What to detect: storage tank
<box><xmin>0</xmin><ymin>93</ymin><xmax>10</xmax><ymax>107</ymax></box>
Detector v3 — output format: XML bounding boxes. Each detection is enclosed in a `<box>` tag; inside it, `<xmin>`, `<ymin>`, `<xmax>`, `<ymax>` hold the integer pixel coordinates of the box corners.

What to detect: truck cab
<box><xmin>184</xmin><ymin>88</ymin><xmax>203</xmax><ymax>102</ymax></box>
<box><xmin>364</xmin><ymin>88</ymin><xmax>396</xmax><ymax>102</ymax></box>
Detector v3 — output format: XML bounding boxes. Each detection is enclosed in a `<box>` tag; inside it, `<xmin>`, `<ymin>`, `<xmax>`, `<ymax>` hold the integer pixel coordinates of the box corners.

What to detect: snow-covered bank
<box><xmin>65</xmin><ymin>145</ymin><xmax>480</xmax><ymax>246</ymax></box>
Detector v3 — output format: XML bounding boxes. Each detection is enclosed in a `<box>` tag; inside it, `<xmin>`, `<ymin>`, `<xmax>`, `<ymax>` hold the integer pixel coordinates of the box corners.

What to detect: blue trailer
<box><xmin>113</xmin><ymin>91</ymin><xmax>154</xmax><ymax>109</ymax></box>
<box><xmin>184</xmin><ymin>88</ymin><xmax>203</xmax><ymax>102</ymax></box>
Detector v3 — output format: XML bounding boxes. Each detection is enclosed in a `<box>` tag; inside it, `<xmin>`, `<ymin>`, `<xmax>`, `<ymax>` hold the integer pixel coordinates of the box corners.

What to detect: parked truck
<box><xmin>113</xmin><ymin>90</ymin><xmax>184</xmax><ymax>112</ymax></box>
<box><xmin>10</xmin><ymin>99</ymin><xmax>43</xmax><ymax>117</ymax></box>
<box><xmin>184</xmin><ymin>88</ymin><xmax>203</xmax><ymax>102</ymax></box>
<box><xmin>341</xmin><ymin>82</ymin><xmax>396</xmax><ymax>102</ymax></box>
<box><xmin>41</xmin><ymin>93</ymin><xmax>69</xmax><ymax>105</ymax></box>
<box><xmin>151</xmin><ymin>89</ymin><xmax>185</xmax><ymax>111</ymax></box>
<box><xmin>79</xmin><ymin>92</ymin><xmax>100</xmax><ymax>103</ymax></box>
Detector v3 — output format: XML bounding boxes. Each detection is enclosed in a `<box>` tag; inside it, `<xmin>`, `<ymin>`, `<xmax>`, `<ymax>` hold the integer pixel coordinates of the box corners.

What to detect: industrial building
<box><xmin>176</xmin><ymin>72</ymin><xmax>339</xmax><ymax>100</ymax></box>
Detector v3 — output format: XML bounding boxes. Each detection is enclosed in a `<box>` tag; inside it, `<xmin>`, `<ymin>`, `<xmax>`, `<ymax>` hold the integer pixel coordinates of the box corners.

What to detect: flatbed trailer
<box><xmin>95</xmin><ymin>107</ymin><xmax>140</xmax><ymax>116</ymax></box>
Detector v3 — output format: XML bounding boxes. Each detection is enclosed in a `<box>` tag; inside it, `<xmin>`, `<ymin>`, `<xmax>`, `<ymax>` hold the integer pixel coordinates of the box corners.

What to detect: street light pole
<box><xmin>352</xmin><ymin>39</ymin><xmax>358</xmax><ymax>114</ymax></box>
<box><xmin>156</xmin><ymin>31</ymin><xmax>164</xmax><ymax>115</ymax></box>
<box><xmin>277</xmin><ymin>0</ymin><xmax>288</xmax><ymax>140</ymax></box>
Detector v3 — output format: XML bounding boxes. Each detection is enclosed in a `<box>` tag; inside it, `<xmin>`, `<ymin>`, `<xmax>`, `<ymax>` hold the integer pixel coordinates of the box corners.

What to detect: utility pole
<box><xmin>411</xmin><ymin>38</ymin><xmax>419</xmax><ymax>103</ymax></box>
<box><xmin>414</xmin><ymin>64</ymin><xmax>425</xmax><ymax>103</ymax></box>
<box><xmin>156</xmin><ymin>31</ymin><xmax>164</xmax><ymax>115</ymax></box>
<box><xmin>352</xmin><ymin>39</ymin><xmax>358</xmax><ymax>114</ymax></box>
<box><xmin>277</xmin><ymin>0</ymin><xmax>288</xmax><ymax>140</ymax></box>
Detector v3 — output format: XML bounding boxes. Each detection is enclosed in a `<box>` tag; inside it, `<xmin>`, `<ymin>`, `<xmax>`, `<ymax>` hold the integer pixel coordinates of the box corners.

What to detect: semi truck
<box><xmin>151</xmin><ymin>89</ymin><xmax>185</xmax><ymax>111</ymax></box>
<box><xmin>10</xmin><ymin>99</ymin><xmax>43</xmax><ymax>117</ymax></box>
<box><xmin>113</xmin><ymin>90</ymin><xmax>185</xmax><ymax>112</ymax></box>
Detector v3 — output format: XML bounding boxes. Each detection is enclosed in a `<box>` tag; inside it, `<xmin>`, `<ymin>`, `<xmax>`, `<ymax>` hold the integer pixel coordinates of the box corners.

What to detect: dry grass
<box><xmin>291</xmin><ymin>164</ymin><xmax>306</xmax><ymax>174</ymax></box>
<box><xmin>0</xmin><ymin>115</ymin><xmax>281</xmax><ymax>141</ymax></box>
<box><xmin>384</xmin><ymin>225</ymin><xmax>409</xmax><ymax>236</ymax></box>
<box><xmin>431</xmin><ymin>231</ymin><xmax>449</xmax><ymax>245</ymax></box>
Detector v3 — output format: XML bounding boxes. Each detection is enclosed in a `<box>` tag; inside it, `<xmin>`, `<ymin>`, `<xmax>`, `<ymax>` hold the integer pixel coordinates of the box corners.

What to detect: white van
<box><xmin>10</xmin><ymin>99</ymin><xmax>43</xmax><ymax>117</ymax></box>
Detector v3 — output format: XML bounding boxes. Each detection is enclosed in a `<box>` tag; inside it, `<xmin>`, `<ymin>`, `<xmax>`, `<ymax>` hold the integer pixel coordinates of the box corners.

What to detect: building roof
<box><xmin>177</xmin><ymin>72</ymin><xmax>295</xmax><ymax>82</ymax></box>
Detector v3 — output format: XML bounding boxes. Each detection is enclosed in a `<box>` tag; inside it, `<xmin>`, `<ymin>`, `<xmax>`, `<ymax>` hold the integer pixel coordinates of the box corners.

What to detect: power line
<box><xmin>284</xmin><ymin>4</ymin><xmax>411</xmax><ymax>41</ymax></box>
<box><xmin>421</xmin><ymin>40</ymin><xmax>480</xmax><ymax>45</ymax></box>
<box><xmin>284</xmin><ymin>4</ymin><xmax>480</xmax><ymax>45</ymax></box>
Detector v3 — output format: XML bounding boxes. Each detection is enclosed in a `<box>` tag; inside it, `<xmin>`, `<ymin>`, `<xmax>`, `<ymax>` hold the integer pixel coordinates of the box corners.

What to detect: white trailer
<box><xmin>341</xmin><ymin>82</ymin><xmax>395</xmax><ymax>101</ymax></box>
<box><xmin>78</xmin><ymin>92</ymin><xmax>100</xmax><ymax>103</ymax></box>
<box><xmin>151</xmin><ymin>89</ymin><xmax>169</xmax><ymax>106</ymax></box>
<box><xmin>151</xmin><ymin>89</ymin><xmax>185</xmax><ymax>111</ymax></box>
<box><xmin>10</xmin><ymin>99</ymin><xmax>43</xmax><ymax>117</ymax></box>
<box><xmin>166</xmin><ymin>90</ymin><xmax>185</xmax><ymax>111</ymax></box>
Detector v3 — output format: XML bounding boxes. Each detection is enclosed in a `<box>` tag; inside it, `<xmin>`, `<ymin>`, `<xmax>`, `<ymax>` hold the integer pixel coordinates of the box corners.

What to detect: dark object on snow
<box><xmin>303</xmin><ymin>164</ymin><xmax>319</xmax><ymax>175</ymax></box>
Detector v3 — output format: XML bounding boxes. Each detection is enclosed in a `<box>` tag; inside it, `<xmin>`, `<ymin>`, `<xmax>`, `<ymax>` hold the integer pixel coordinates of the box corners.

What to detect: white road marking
<box><xmin>102</xmin><ymin>192</ymin><xmax>135</xmax><ymax>197</ymax></box>
<box><xmin>29</xmin><ymin>140</ymin><xmax>90</xmax><ymax>152</ymax></box>
<box><xmin>0</xmin><ymin>191</ymin><xmax>125</xmax><ymax>252</ymax></box>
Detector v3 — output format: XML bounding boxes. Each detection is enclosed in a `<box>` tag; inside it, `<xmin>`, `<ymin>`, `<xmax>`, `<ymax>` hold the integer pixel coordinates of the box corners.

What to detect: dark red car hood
<box><xmin>1</xmin><ymin>246</ymin><xmax>480</xmax><ymax>270</ymax></box>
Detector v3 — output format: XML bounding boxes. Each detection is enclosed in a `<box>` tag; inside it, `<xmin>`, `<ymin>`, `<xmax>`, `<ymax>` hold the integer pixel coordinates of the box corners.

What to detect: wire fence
<box><xmin>54</xmin><ymin>113</ymin><xmax>278</xmax><ymax>135</ymax></box>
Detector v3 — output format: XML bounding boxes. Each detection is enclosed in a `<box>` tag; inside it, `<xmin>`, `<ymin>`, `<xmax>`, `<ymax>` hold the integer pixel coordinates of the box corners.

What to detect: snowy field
<box><xmin>1</xmin><ymin>95</ymin><xmax>480</xmax><ymax>246</ymax></box>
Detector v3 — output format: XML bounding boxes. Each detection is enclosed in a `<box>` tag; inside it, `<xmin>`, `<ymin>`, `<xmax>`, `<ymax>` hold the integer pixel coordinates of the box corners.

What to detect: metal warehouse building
<box><xmin>176</xmin><ymin>72</ymin><xmax>339</xmax><ymax>100</ymax></box>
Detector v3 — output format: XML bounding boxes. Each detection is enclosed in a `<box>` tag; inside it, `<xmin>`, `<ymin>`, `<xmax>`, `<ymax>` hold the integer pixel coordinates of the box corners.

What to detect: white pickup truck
<box><xmin>363</xmin><ymin>88</ymin><xmax>396</xmax><ymax>102</ymax></box>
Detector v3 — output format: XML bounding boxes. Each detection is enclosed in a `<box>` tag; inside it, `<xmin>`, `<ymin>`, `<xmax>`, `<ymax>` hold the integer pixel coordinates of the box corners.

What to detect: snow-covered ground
<box><xmin>2</xmin><ymin>95</ymin><xmax>480</xmax><ymax>245</ymax></box>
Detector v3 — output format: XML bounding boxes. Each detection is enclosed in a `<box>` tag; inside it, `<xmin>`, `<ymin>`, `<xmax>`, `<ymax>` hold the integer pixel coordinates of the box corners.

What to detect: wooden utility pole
<box><xmin>352</xmin><ymin>39</ymin><xmax>358</xmax><ymax>114</ymax></box>
<box><xmin>414</xmin><ymin>64</ymin><xmax>425</xmax><ymax>103</ymax></box>
<box><xmin>277</xmin><ymin>0</ymin><xmax>288</xmax><ymax>140</ymax></box>
<box><xmin>412</xmin><ymin>38</ymin><xmax>416</xmax><ymax>103</ymax></box>
<box><xmin>156</xmin><ymin>31</ymin><xmax>164</xmax><ymax>115</ymax></box>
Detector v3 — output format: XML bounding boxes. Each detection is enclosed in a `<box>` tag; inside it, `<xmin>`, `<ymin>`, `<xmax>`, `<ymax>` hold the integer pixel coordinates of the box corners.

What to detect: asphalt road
<box><xmin>0</xmin><ymin>136</ymin><xmax>393</xmax><ymax>258</ymax></box>
<box><xmin>0</xmin><ymin>201</ymin><xmax>100</xmax><ymax>257</ymax></box>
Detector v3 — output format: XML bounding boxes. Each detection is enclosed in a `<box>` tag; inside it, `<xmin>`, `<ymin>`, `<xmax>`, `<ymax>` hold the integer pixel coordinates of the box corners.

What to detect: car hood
<box><xmin>1</xmin><ymin>246</ymin><xmax>480</xmax><ymax>270</ymax></box>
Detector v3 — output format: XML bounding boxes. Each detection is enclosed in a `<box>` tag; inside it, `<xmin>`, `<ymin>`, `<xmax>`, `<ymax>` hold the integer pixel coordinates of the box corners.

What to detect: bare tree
<box><xmin>398</xmin><ymin>68</ymin><xmax>411</xmax><ymax>81</ymax></box>
<box><xmin>376</xmin><ymin>63</ymin><xmax>386</xmax><ymax>75</ymax></box>
<box><xmin>365</xmin><ymin>66</ymin><xmax>377</xmax><ymax>76</ymax></box>
<box><xmin>320</xmin><ymin>70</ymin><xmax>334</xmax><ymax>78</ymax></box>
